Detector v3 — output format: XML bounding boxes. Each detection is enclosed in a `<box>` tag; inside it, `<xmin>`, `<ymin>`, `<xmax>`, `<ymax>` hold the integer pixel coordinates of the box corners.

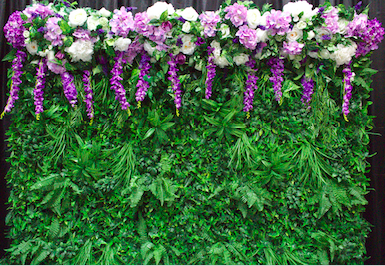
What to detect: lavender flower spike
<box><xmin>205</xmin><ymin>46</ymin><xmax>216</xmax><ymax>99</ymax></box>
<box><xmin>243</xmin><ymin>59</ymin><xmax>258</xmax><ymax>116</ymax></box>
<box><xmin>268</xmin><ymin>57</ymin><xmax>285</xmax><ymax>103</ymax></box>
<box><xmin>110</xmin><ymin>51</ymin><xmax>130</xmax><ymax>112</ymax></box>
<box><xmin>301</xmin><ymin>77</ymin><xmax>315</xmax><ymax>109</ymax></box>
<box><xmin>1</xmin><ymin>50</ymin><xmax>27</xmax><ymax>119</ymax></box>
<box><xmin>135</xmin><ymin>54</ymin><xmax>152</xmax><ymax>107</ymax></box>
<box><xmin>61</xmin><ymin>72</ymin><xmax>78</xmax><ymax>107</ymax></box>
<box><xmin>342</xmin><ymin>63</ymin><xmax>354</xmax><ymax>121</ymax></box>
<box><xmin>34</xmin><ymin>59</ymin><xmax>47</xmax><ymax>120</ymax></box>
<box><xmin>83</xmin><ymin>70</ymin><xmax>94</xmax><ymax>121</ymax></box>
<box><xmin>167</xmin><ymin>54</ymin><xmax>182</xmax><ymax>116</ymax></box>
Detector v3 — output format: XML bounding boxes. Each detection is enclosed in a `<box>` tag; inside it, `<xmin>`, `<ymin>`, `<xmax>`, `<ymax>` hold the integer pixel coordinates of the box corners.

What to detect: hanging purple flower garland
<box><xmin>1</xmin><ymin>50</ymin><xmax>27</xmax><ymax>119</ymax></box>
<box><xmin>301</xmin><ymin>77</ymin><xmax>315</xmax><ymax>109</ymax></box>
<box><xmin>167</xmin><ymin>54</ymin><xmax>182</xmax><ymax>116</ymax></box>
<box><xmin>268</xmin><ymin>57</ymin><xmax>284</xmax><ymax>103</ymax></box>
<box><xmin>205</xmin><ymin>46</ymin><xmax>216</xmax><ymax>99</ymax></box>
<box><xmin>110</xmin><ymin>51</ymin><xmax>130</xmax><ymax>113</ymax></box>
<box><xmin>82</xmin><ymin>70</ymin><xmax>94</xmax><ymax>121</ymax></box>
<box><xmin>342</xmin><ymin>62</ymin><xmax>354</xmax><ymax>121</ymax></box>
<box><xmin>135</xmin><ymin>53</ymin><xmax>152</xmax><ymax>107</ymax></box>
<box><xmin>243</xmin><ymin>58</ymin><xmax>258</xmax><ymax>118</ymax></box>
<box><xmin>61</xmin><ymin>71</ymin><xmax>78</xmax><ymax>107</ymax></box>
<box><xmin>34</xmin><ymin>59</ymin><xmax>47</xmax><ymax>120</ymax></box>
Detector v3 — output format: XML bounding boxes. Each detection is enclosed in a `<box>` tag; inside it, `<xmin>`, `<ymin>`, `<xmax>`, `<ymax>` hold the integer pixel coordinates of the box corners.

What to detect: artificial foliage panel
<box><xmin>1</xmin><ymin>0</ymin><xmax>383</xmax><ymax>264</ymax></box>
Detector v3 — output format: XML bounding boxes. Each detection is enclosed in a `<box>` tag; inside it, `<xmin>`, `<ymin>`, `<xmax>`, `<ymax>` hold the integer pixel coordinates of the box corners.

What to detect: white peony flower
<box><xmin>220</xmin><ymin>24</ymin><xmax>231</xmax><ymax>39</ymax></box>
<box><xmin>87</xmin><ymin>16</ymin><xmax>100</xmax><ymax>31</ymax></box>
<box><xmin>319</xmin><ymin>49</ymin><xmax>331</xmax><ymax>59</ymax></box>
<box><xmin>307</xmin><ymin>30</ymin><xmax>315</xmax><ymax>40</ymax></box>
<box><xmin>283</xmin><ymin>0</ymin><xmax>317</xmax><ymax>21</ymax></box>
<box><xmin>144</xmin><ymin>41</ymin><xmax>156</xmax><ymax>55</ymax></box>
<box><xmin>69</xmin><ymin>9</ymin><xmax>88</xmax><ymax>27</ymax></box>
<box><xmin>256</xmin><ymin>29</ymin><xmax>268</xmax><ymax>42</ymax></box>
<box><xmin>338</xmin><ymin>19</ymin><xmax>349</xmax><ymax>34</ymax></box>
<box><xmin>182</xmin><ymin>22</ymin><xmax>191</xmax><ymax>33</ymax></box>
<box><xmin>23</xmin><ymin>30</ymin><xmax>30</xmax><ymax>38</ymax></box>
<box><xmin>65</xmin><ymin>39</ymin><xmax>94</xmax><ymax>62</ymax></box>
<box><xmin>99</xmin><ymin>7</ymin><xmax>111</xmax><ymax>17</ymax></box>
<box><xmin>180</xmin><ymin>34</ymin><xmax>196</xmax><ymax>55</ymax></box>
<box><xmin>233</xmin><ymin>53</ymin><xmax>249</xmax><ymax>66</ymax></box>
<box><xmin>296</xmin><ymin>21</ymin><xmax>307</xmax><ymax>30</ymax></box>
<box><xmin>114</xmin><ymin>37</ymin><xmax>132</xmax><ymax>51</ymax></box>
<box><xmin>180</xmin><ymin>7</ymin><xmax>199</xmax><ymax>21</ymax></box>
<box><xmin>259</xmin><ymin>12</ymin><xmax>268</xmax><ymax>26</ymax></box>
<box><xmin>26</xmin><ymin>41</ymin><xmax>38</xmax><ymax>55</ymax></box>
<box><xmin>214</xmin><ymin>56</ymin><xmax>230</xmax><ymax>68</ymax></box>
<box><xmin>247</xmin><ymin>9</ymin><xmax>261</xmax><ymax>29</ymax></box>
<box><xmin>287</xmin><ymin>25</ymin><xmax>303</xmax><ymax>42</ymax></box>
<box><xmin>147</xmin><ymin>2</ymin><xmax>175</xmax><ymax>20</ymax></box>
<box><xmin>330</xmin><ymin>43</ymin><xmax>357</xmax><ymax>66</ymax></box>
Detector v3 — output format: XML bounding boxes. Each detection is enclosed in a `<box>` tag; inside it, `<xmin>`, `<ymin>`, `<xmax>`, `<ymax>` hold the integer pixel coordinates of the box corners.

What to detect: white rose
<box><xmin>98</xmin><ymin>17</ymin><xmax>109</xmax><ymax>31</ymax></box>
<box><xmin>287</xmin><ymin>25</ymin><xmax>303</xmax><ymax>42</ymax></box>
<box><xmin>99</xmin><ymin>7</ymin><xmax>111</xmax><ymax>17</ymax></box>
<box><xmin>182</xmin><ymin>22</ymin><xmax>191</xmax><ymax>33</ymax></box>
<box><xmin>256</xmin><ymin>29</ymin><xmax>268</xmax><ymax>42</ymax></box>
<box><xmin>69</xmin><ymin>9</ymin><xmax>88</xmax><ymax>27</ymax></box>
<box><xmin>47</xmin><ymin>50</ymin><xmax>55</xmax><ymax>61</ymax></box>
<box><xmin>220</xmin><ymin>24</ymin><xmax>231</xmax><ymax>39</ymax></box>
<box><xmin>315</xmin><ymin>27</ymin><xmax>332</xmax><ymax>42</ymax></box>
<box><xmin>180</xmin><ymin>7</ymin><xmax>199</xmax><ymax>21</ymax></box>
<box><xmin>308</xmin><ymin>50</ymin><xmax>318</xmax><ymax>58</ymax></box>
<box><xmin>38</xmin><ymin>49</ymin><xmax>48</xmax><ymax>57</ymax></box>
<box><xmin>247</xmin><ymin>9</ymin><xmax>261</xmax><ymax>29</ymax></box>
<box><xmin>260</xmin><ymin>12</ymin><xmax>268</xmax><ymax>26</ymax></box>
<box><xmin>331</xmin><ymin>43</ymin><xmax>357</xmax><ymax>66</ymax></box>
<box><xmin>147</xmin><ymin>2</ymin><xmax>175</xmax><ymax>20</ymax></box>
<box><xmin>283</xmin><ymin>0</ymin><xmax>316</xmax><ymax>21</ymax></box>
<box><xmin>26</xmin><ymin>41</ymin><xmax>38</xmax><ymax>55</ymax></box>
<box><xmin>114</xmin><ymin>37</ymin><xmax>132</xmax><ymax>51</ymax></box>
<box><xmin>319</xmin><ymin>49</ymin><xmax>331</xmax><ymax>59</ymax></box>
<box><xmin>23</xmin><ymin>30</ymin><xmax>30</xmax><ymax>38</ymax></box>
<box><xmin>144</xmin><ymin>41</ymin><xmax>156</xmax><ymax>55</ymax></box>
<box><xmin>307</xmin><ymin>30</ymin><xmax>315</xmax><ymax>40</ymax></box>
<box><xmin>210</xmin><ymin>40</ymin><xmax>221</xmax><ymax>58</ymax></box>
<box><xmin>65</xmin><ymin>39</ymin><xmax>94</xmax><ymax>62</ymax></box>
<box><xmin>233</xmin><ymin>53</ymin><xmax>249</xmax><ymax>66</ymax></box>
<box><xmin>338</xmin><ymin>19</ymin><xmax>349</xmax><ymax>34</ymax></box>
<box><xmin>87</xmin><ymin>16</ymin><xmax>100</xmax><ymax>31</ymax></box>
<box><xmin>180</xmin><ymin>34</ymin><xmax>196</xmax><ymax>55</ymax></box>
<box><xmin>296</xmin><ymin>21</ymin><xmax>307</xmax><ymax>30</ymax></box>
<box><xmin>214</xmin><ymin>56</ymin><xmax>229</xmax><ymax>68</ymax></box>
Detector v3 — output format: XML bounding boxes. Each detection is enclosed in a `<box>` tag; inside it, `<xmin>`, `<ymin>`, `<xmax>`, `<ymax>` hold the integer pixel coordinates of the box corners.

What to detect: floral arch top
<box><xmin>1</xmin><ymin>0</ymin><xmax>384</xmax><ymax>121</ymax></box>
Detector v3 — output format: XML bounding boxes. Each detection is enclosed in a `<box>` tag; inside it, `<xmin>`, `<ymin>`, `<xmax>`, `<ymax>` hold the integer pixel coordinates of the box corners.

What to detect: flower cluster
<box><xmin>199</xmin><ymin>11</ymin><xmax>221</xmax><ymax>37</ymax></box>
<box><xmin>110</xmin><ymin>51</ymin><xmax>130</xmax><ymax>110</ymax></box>
<box><xmin>268</xmin><ymin>57</ymin><xmax>285</xmax><ymax>103</ymax></box>
<box><xmin>61</xmin><ymin>72</ymin><xmax>78</xmax><ymax>107</ymax></box>
<box><xmin>301</xmin><ymin>77</ymin><xmax>315</xmax><ymax>108</ymax></box>
<box><xmin>224</xmin><ymin>3</ymin><xmax>247</xmax><ymax>27</ymax></box>
<box><xmin>167</xmin><ymin>54</ymin><xmax>182</xmax><ymax>113</ymax></box>
<box><xmin>4</xmin><ymin>11</ymin><xmax>26</xmax><ymax>49</ymax></box>
<box><xmin>342</xmin><ymin>63</ymin><xmax>355</xmax><ymax>120</ymax></box>
<box><xmin>109</xmin><ymin>7</ymin><xmax>134</xmax><ymax>37</ymax></box>
<box><xmin>135</xmin><ymin>54</ymin><xmax>152</xmax><ymax>105</ymax></box>
<box><xmin>205</xmin><ymin>46</ymin><xmax>216</xmax><ymax>99</ymax></box>
<box><xmin>34</xmin><ymin>59</ymin><xmax>47</xmax><ymax>118</ymax></box>
<box><xmin>83</xmin><ymin>70</ymin><xmax>94</xmax><ymax>120</ymax></box>
<box><xmin>243</xmin><ymin>59</ymin><xmax>258</xmax><ymax>113</ymax></box>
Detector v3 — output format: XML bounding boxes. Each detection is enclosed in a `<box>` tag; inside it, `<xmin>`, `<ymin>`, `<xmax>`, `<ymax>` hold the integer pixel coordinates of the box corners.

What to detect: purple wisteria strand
<box><xmin>268</xmin><ymin>57</ymin><xmax>285</xmax><ymax>103</ymax></box>
<box><xmin>82</xmin><ymin>70</ymin><xmax>94</xmax><ymax>122</ymax></box>
<box><xmin>110</xmin><ymin>51</ymin><xmax>130</xmax><ymax>112</ymax></box>
<box><xmin>61</xmin><ymin>72</ymin><xmax>78</xmax><ymax>107</ymax></box>
<box><xmin>301</xmin><ymin>77</ymin><xmax>315</xmax><ymax>109</ymax></box>
<box><xmin>44</xmin><ymin>17</ymin><xmax>64</xmax><ymax>46</ymax></box>
<box><xmin>342</xmin><ymin>63</ymin><xmax>354</xmax><ymax>121</ymax></box>
<box><xmin>205</xmin><ymin>46</ymin><xmax>216</xmax><ymax>99</ymax></box>
<box><xmin>1</xmin><ymin>50</ymin><xmax>27</xmax><ymax>118</ymax></box>
<box><xmin>243</xmin><ymin>59</ymin><xmax>258</xmax><ymax>118</ymax></box>
<box><xmin>34</xmin><ymin>59</ymin><xmax>47</xmax><ymax>120</ymax></box>
<box><xmin>135</xmin><ymin>53</ymin><xmax>152</xmax><ymax>107</ymax></box>
<box><xmin>167</xmin><ymin>54</ymin><xmax>182</xmax><ymax>116</ymax></box>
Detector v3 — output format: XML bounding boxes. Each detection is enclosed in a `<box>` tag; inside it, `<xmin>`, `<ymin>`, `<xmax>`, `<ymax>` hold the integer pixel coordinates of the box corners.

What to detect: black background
<box><xmin>1</xmin><ymin>0</ymin><xmax>383</xmax><ymax>264</ymax></box>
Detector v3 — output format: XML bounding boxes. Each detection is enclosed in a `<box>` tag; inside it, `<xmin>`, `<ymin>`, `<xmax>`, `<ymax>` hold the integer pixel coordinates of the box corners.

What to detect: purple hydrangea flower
<box><xmin>4</xmin><ymin>11</ymin><xmax>26</xmax><ymax>49</ymax></box>
<box><xmin>268</xmin><ymin>57</ymin><xmax>285</xmax><ymax>103</ymax></box>
<box><xmin>236</xmin><ymin>25</ymin><xmax>259</xmax><ymax>50</ymax></box>
<box><xmin>243</xmin><ymin>59</ymin><xmax>258</xmax><ymax>113</ymax></box>
<box><xmin>24</xmin><ymin>4</ymin><xmax>54</xmax><ymax>21</ymax></box>
<box><xmin>47</xmin><ymin>59</ymin><xmax>66</xmax><ymax>75</ymax></box>
<box><xmin>301</xmin><ymin>77</ymin><xmax>314</xmax><ymax>108</ymax></box>
<box><xmin>45</xmin><ymin>17</ymin><xmax>64</xmax><ymax>46</ymax></box>
<box><xmin>342</xmin><ymin>63</ymin><xmax>354</xmax><ymax>119</ymax></box>
<box><xmin>167</xmin><ymin>54</ymin><xmax>182</xmax><ymax>112</ymax></box>
<box><xmin>266</xmin><ymin>10</ymin><xmax>291</xmax><ymax>36</ymax></box>
<box><xmin>83</xmin><ymin>70</ymin><xmax>94</xmax><ymax>120</ymax></box>
<box><xmin>1</xmin><ymin>50</ymin><xmax>26</xmax><ymax>117</ymax></box>
<box><xmin>73</xmin><ymin>28</ymin><xmax>92</xmax><ymax>41</ymax></box>
<box><xmin>283</xmin><ymin>41</ymin><xmax>305</xmax><ymax>55</ymax></box>
<box><xmin>134</xmin><ymin>12</ymin><xmax>154</xmax><ymax>37</ymax></box>
<box><xmin>110</xmin><ymin>6</ymin><xmax>135</xmax><ymax>37</ymax></box>
<box><xmin>135</xmin><ymin>54</ymin><xmax>152</xmax><ymax>103</ymax></box>
<box><xmin>199</xmin><ymin>11</ymin><xmax>221</xmax><ymax>37</ymax></box>
<box><xmin>123</xmin><ymin>37</ymin><xmax>144</xmax><ymax>64</ymax></box>
<box><xmin>205</xmin><ymin>46</ymin><xmax>216</xmax><ymax>99</ymax></box>
<box><xmin>321</xmin><ymin>6</ymin><xmax>339</xmax><ymax>34</ymax></box>
<box><xmin>110</xmin><ymin>51</ymin><xmax>130</xmax><ymax>110</ymax></box>
<box><xmin>61</xmin><ymin>72</ymin><xmax>78</xmax><ymax>107</ymax></box>
<box><xmin>224</xmin><ymin>3</ymin><xmax>248</xmax><ymax>27</ymax></box>
<box><xmin>34</xmin><ymin>59</ymin><xmax>47</xmax><ymax>118</ymax></box>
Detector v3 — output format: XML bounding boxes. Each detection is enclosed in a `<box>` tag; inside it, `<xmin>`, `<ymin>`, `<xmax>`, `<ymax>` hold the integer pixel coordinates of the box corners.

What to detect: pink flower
<box><xmin>283</xmin><ymin>41</ymin><xmax>304</xmax><ymax>55</ymax></box>
<box><xmin>199</xmin><ymin>11</ymin><xmax>221</xmax><ymax>37</ymax></box>
<box><xmin>45</xmin><ymin>17</ymin><xmax>64</xmax><ymax>46</ymax></box>
<box><xmin>224</xmin><ymin>3</ymin><xmax>248</xmax><ymax>27</ymax></box>
<box><xmin>236</xmin><ymin>25</ymin><xmax>259</xmax><ymax>50</ymax></box>
<box><xmin>322</xmin><ymin>7</ymin><xmax>339</xmax><ymax>34</ymax></box>
<box><xmin>134</xmin><ymin>12</ymin><xmax>154</xmax><ymax>37</ymax></box>
<box><xmin>266</xmin><ymin>10</ymin><xmax>292</xmax><ymax>36</ymax></box>
<box><xmin>110</xmin><ymin>6</ymin><xmax>134</xmax><ymax>37</ymax></box>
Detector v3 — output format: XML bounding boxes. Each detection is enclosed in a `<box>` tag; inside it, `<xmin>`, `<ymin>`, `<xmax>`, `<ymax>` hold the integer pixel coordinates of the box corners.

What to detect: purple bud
<box><xmin>175</xmin><ymin>53</ymin><xmax>186</xmax><ymax>64</ymax></box>
<box><xmin>97</xmin><ymin>28</ymin><xmax>105</xmax><ymax>35</ymax></box>
<box><xmin>258</xmin><ymin>25</ymin><xmax>266</xmax><ymax>30</ymax></box>
<box><xmin>233</xmin><ymin>37</ymin><xmax>239</xmax><ymax>43</ymax></box>
<box><xmin>61</xmin><ymin>0</ymin><xmax>71</xmax><ymax>7</ymax></box>
<box><xmin>56</xmin><ymin>51</ymin><xmax>65</xmax><ymax>59</ymax></box>
<box><xmin>38</xmin><ymin>27</ymin><xmax>46</xmax><ymax>33</ymax></box>
<box><xmin>195</xmin><ymin>37</ymin><xmax>205</xmax><ymax>46</ymax></box>
<box><xmin>55</xmin><ymin>13</ymin><xmax>63</xmax><ymax>19</ymax></box>
<box><xmin>355</xmin><ymin>1</ymin><xmax>362</xmax><ymax>11</ymax></box>
<box><xmin>318</xmin><ymin>7</ymin><xmax>325</xmax><ymax>14</ymax></box>
<box><xmin>126</xmin><ymin>7</ymin><xmax>137</xmax><ymax>12</ymax></box>
<box><xmin>176</xmin><ymin>37</ymin><xmax>183</xmax><ymax>47</ymax></box>
<box><xmin>322</xmin><ymin>34</ymin><xmax>331</xmax><ymax>40</ymax></box>
<box><xmin>177</xmin><ymin>17</ymin><xmax>187</xmax><ymax>23</ymax></box>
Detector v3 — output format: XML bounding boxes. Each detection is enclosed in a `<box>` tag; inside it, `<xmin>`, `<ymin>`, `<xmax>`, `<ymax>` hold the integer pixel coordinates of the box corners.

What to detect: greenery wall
<box><xmin>1</xmin><ymin>0</ymin><xmax>382</xmax><ymax>264</ymax></box>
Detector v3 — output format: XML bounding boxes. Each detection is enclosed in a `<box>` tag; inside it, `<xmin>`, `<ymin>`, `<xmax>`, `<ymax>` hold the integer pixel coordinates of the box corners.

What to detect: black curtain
<box><xmin>0</xmin><ymin>0</ymin><xmax>383</xmax><ymax>264</ymax></box>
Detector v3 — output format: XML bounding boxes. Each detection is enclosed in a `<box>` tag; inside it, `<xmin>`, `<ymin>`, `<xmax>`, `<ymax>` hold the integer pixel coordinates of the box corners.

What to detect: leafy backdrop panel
<box><xmin>1</xmin><ymin>0</ymin><xmax>383</xmax><ymax>264</ymax></box>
